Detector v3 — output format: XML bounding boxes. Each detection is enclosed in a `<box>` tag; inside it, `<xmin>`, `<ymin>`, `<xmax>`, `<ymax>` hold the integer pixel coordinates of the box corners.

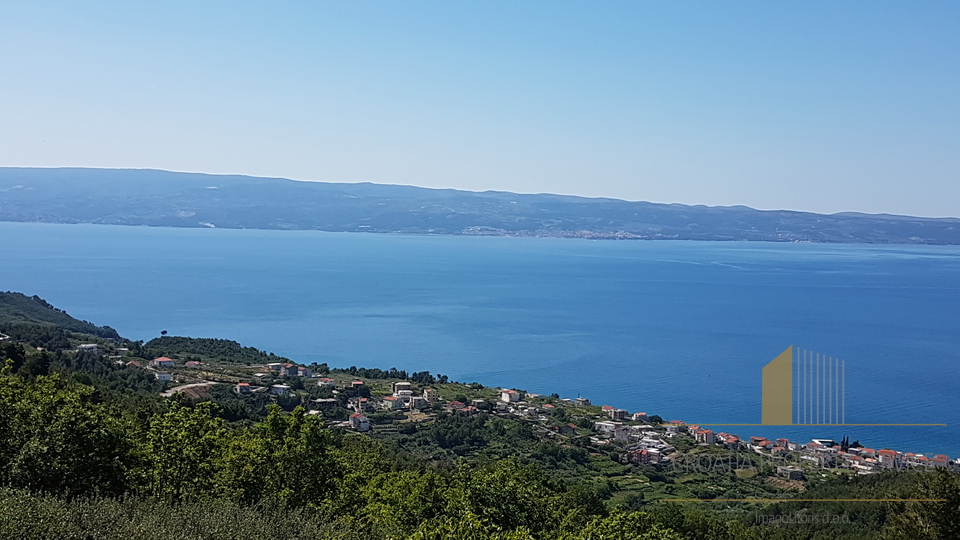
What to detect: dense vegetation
<box><xmin>0</xmin><ymin>291</ymin><xmax>120</xmax><ymax>339</ymax></box>
<box><xmin>0</xmin><ymin>293</ymin><xmax>958</xmax><ymax>539</ymax></box>
<box><xmin>144</xmin><ymin>335</ymin><xmax>293</xmax><ymax>365</ymax></box>
<box><xmin>0</xmin><ymin>291</ymin><xmax>119</xmax><ymax>342</ymax></box>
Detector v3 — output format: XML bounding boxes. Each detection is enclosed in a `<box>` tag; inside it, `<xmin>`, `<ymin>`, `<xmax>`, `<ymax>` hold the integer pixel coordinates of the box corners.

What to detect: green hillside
<box><xmin>143</xmin><ymin>335</ymin><xmax>291</xmax><ymax>364</ymax></box>
<box><xmin>0</xmin><ymin>291</ymin><xmax>120</xmax><ymax>340</ymax></box>
<box><xmin>0</xmin><ymin>292</ymin><xmax>957</xmax><ymax>539</ymax></box>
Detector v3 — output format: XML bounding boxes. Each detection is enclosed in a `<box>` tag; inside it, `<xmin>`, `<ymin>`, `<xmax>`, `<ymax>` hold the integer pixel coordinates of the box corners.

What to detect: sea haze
<box><xmin>2</xmin><ymin>221</ymin><xmax>958</xmax><ymax>456</ymax></box>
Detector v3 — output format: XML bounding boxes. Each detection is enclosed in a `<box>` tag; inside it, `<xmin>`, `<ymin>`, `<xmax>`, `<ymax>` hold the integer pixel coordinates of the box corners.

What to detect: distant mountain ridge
<box><xmin>1</xmin><ymin>167</ymin><xmax>958</xmax><ymax>244</ymax></box>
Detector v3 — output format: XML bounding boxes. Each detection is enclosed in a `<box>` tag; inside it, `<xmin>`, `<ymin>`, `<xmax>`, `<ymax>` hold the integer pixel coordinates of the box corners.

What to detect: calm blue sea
<box><xmin>2</xmin><ymin>222</ymin><xmax>959</xmax><ymax>456</ymax></box>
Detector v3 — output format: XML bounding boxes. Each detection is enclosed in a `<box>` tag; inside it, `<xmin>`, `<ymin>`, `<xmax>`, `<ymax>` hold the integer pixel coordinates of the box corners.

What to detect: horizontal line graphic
<box><xmin>688</xmin><ymin>423</ymin><xmax>947</xmax><ymax>426</ymax></box>
<box><xmin>661</xmin><ymin>499</ymin><xmax>947</xmax><ymax>502</ymax></box>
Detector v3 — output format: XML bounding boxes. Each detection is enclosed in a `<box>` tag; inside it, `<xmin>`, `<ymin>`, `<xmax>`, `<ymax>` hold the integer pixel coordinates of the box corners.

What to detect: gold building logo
<box><xmin>763</xmin><ymin>346</ymin><xmax>845</xmax><ymax>425</ymax></box>
<box><xmin>755</xmin><ymin>346</ymin><xmax>940</xmax><ymax>427</ymax></box>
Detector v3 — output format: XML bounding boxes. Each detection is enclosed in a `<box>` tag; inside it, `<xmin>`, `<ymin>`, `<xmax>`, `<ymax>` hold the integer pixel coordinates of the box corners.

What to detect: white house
<box><xmin>155</xmin><ymin>372</ymin><xmax>172</xmax><ymax>382</ymax></box>
<box><xmin>349</xmin><ymin>413</ymin><xmax>370</xmax><ymax>432</ymax></box>
<box><xmin>594</xmin><ymin>421</ymin><xmax>622</xmax><ymax>433</ymax></box>
<box><xmin>501</xmin><ymin>389</ymin><xmax>522</xmax><ymax>403</ymax></box>
<box><xmin>271</xmin><ymin>384</ymin><xmax>291</xmax><ymax>395</ymax></box>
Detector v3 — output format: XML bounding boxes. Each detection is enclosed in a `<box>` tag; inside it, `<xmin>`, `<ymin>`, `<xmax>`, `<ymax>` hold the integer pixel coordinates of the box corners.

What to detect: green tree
<box><xmin>141</xmin><ymin>402</ymin><xmax>225</xmax><ymax>502</ymax></box>
<box><xmin>450</xmin><ymin>458</ymin><xmax>577</xmax><ymax>534</ymax></box>
<box><xmin>406</xmin><ymin>512</ymin><xmax>536</xmax><ymax>540</ymax></box>
<box><xmin>884</xmin><ymin>469</ymin><xmax>960</xmax><ymax>540</ymax></box>
<box><xmin>0</xmin><ymin>371</ymin><xmax>132</xmax><ymax>496</ymax></box>
<box><xmin>215</xmin><ymin>405</ymin><xmax>339</xmax><ymax>507</ymax></box>
<box><xmin>358</xmin><ymin>470</ymin><xmax>450</xmax><ymax>537</ymax></box>
<box><xmin>562</xmin><ymin>511</ymin><xmax>684</xmax><ymax>540</ymax></box>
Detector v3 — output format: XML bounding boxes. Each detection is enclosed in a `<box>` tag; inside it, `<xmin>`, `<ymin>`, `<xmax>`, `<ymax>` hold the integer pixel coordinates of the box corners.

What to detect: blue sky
<box><xmin>1</xmin><ymin>1</ymin><xmax>958</xmax><ymax>216</ymax></box>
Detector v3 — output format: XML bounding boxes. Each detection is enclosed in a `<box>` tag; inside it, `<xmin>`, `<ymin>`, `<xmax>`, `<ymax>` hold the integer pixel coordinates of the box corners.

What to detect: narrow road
<box><xmin>160</xmin><ymin>381</ymin><xmax>218</xmax><ymax>398</ymax></box>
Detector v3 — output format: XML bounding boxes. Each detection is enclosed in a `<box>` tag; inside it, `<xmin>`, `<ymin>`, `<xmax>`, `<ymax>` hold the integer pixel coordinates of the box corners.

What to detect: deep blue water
<box><xmin>2</xmin><ymin>222</ymin><xmax>959</xmax><ymax>456</ymax></box>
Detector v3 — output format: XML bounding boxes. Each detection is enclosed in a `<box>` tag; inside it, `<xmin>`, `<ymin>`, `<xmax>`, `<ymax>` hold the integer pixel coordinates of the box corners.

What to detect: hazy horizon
<box><xmin>7</xmin><ymin>165</ymin><xmax>960</xmax><ymax>219</ymax></box>
<box><xmin>1</xmin><ymin>2</ymin><xmax>958</xmax><ymax>217</ymax></box>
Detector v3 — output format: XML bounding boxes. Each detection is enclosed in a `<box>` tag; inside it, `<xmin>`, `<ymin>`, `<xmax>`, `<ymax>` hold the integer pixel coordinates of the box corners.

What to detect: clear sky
<box><xmin>1</xmin><ymin>1</ymin><xmax>958</xmax><ymax>216</ymax></box>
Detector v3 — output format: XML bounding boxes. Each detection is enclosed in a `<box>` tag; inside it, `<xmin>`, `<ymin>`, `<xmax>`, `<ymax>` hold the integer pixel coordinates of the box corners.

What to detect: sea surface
<box><xmin>2</xmin><ymin>222</ymin><xmax>959</xmax><ymax>456</ymax></box>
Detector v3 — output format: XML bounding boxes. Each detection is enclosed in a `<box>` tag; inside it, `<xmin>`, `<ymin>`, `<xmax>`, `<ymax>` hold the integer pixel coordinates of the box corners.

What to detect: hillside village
<box><xmin>124</xmin><ymin>345</ymin><xmax>960</xmax><ymax>482</ymax></box>
<box><xmin>4</xmin><ymin>294</ymin><xmax>959</xmax><ymax>538</ymax></box>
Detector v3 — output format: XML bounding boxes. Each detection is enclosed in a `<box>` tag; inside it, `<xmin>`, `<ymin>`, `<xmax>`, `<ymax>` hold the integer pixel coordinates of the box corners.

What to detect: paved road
<box><xmin>160</xmin><ymin>381</ymin><xmax>218</xmax><ymax>398</ymax></box>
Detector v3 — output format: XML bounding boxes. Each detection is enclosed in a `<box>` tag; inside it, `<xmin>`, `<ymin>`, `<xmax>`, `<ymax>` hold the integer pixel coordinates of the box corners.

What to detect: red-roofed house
<box><xmin>630</xmin><ymin>449</ymin><xmax>652</xmax><ymax>465</ymax></box>
<box><xmin>717</xmin><ymin>433</ymin><xmax>741</xmax><ymax>449</ymax></box>
<box><xmin>694</xmin><ymin>429</ymin><xmax>715</xmax><ymax>444</ymax></box>
<box><xmin>382</xmin><ymin>396</ymin><xmax>401</xmax><ymax>410</ymax></box>
<box><xmin>877</xmin><ymin>449</ymin><xmax>900</xmax><ymax>468</ymax></box>
<box><xmin>151</xmin><ymin>357</ymin><xmax>175</xmax><ymax>368</ymax></box>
